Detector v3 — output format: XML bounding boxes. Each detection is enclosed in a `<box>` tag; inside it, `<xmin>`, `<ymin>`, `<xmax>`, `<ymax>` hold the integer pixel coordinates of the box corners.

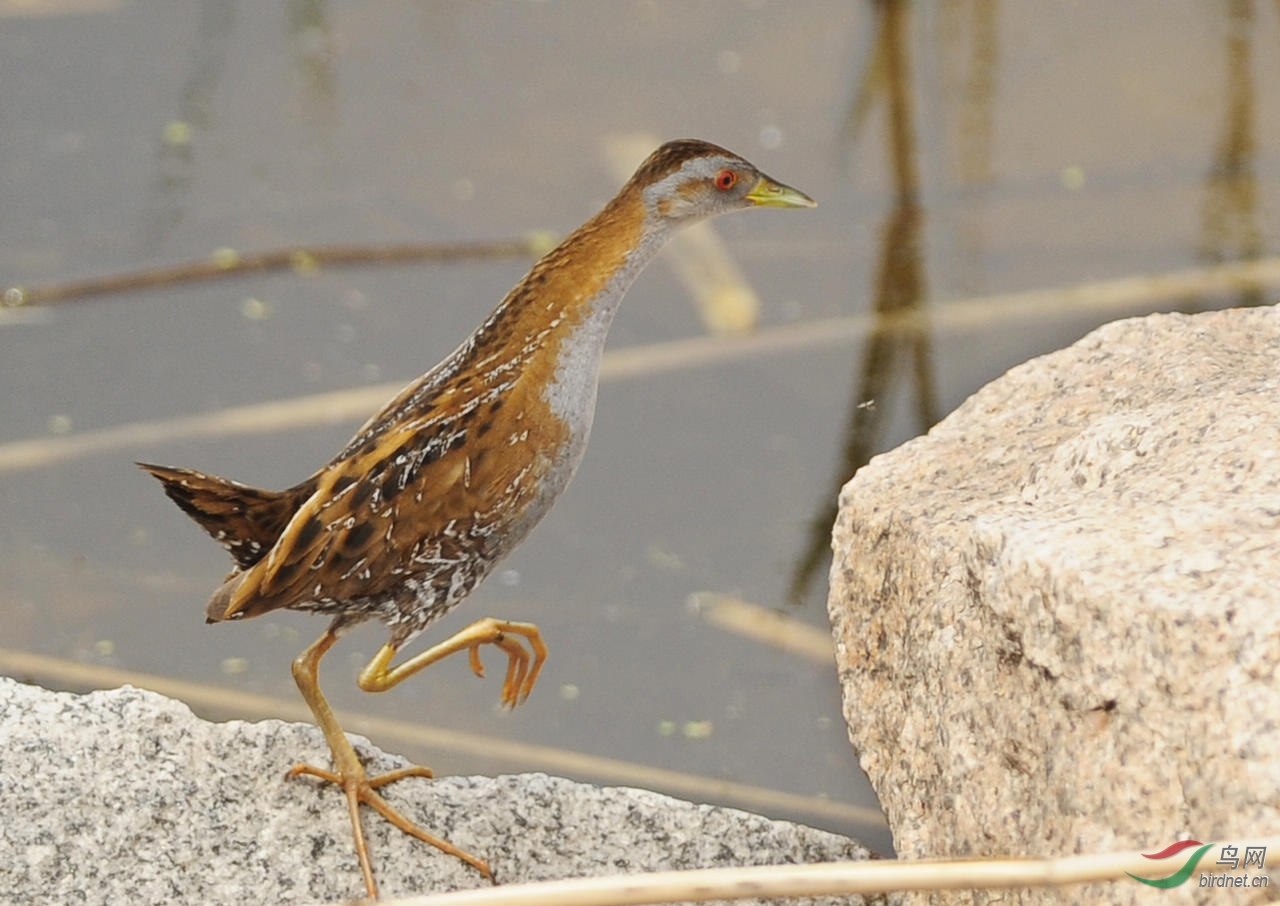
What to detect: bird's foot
<box><xmin>287</xmin><ymin>759</ymin><xmax>494</xmax><ymax>897</ymax></box>
<box><xmin>463</xmin><ymin>618</ymin><xmax>548</xmax><ymax>707</ymax></box>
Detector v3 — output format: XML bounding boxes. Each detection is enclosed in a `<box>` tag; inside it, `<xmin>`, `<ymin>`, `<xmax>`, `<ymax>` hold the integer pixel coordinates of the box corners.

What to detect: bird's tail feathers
<box><xmin>137</xmin><ymin>462</ymin><xmax>304</xmax><ymax>569</ymax></box>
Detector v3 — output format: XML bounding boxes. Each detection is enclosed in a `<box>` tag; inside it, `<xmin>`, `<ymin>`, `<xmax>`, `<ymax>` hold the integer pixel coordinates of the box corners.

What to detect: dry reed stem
<box><xmin>688</xmin><ymin>592</ymin><xmax>834</xmax><ymax>665</ymax></box>
<box><xmin>2</xmin><ymin>238</ymin><xmax>542</xmax><ymax>307</ymax></box>
<box><xmin>367</xmin><ymin>839</ymin><xmax>1280</xmax><ymax>906</ymax></box>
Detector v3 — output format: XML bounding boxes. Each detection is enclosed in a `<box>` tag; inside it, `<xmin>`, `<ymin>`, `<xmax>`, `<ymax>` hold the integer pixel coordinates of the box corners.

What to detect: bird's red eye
<box><xmin>715</xmin><ymin>169</ymin><xmax>738</xmax><ymax>191</ymax></box>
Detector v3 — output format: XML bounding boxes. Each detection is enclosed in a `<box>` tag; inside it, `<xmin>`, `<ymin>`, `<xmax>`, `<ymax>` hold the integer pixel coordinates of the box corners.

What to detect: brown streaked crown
<box><xmin>626</xmin><ymin>139</ymin><xmax>739</xmax><ymax>188</ymax></box>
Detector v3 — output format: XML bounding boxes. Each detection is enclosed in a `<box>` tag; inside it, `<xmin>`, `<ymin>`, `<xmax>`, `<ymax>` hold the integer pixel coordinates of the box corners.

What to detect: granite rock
<box><xmin>827</xmin><ymin>306</ymin><xmax>1280</xmax><ymax>905</ymax></box>
<box><xmin>0</xmin><ymin>677</ymin><xmax>873</xmax><ymax>905</ymax></box>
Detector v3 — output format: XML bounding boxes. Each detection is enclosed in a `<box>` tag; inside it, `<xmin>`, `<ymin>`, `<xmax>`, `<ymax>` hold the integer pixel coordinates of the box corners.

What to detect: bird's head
<box><xmin>629</xmin><ymin>139</ymin><xmax>816</xmax><ymax>224</ymax></box>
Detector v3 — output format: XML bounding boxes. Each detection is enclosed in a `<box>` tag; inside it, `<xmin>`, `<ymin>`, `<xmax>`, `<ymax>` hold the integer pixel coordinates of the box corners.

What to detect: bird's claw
<box><xmin>287</xmin><ymin>757</ymin><xmax>491</xmax><ymax>892</ymax></box>
<box><xmin>465</xmin><ymin>621</ymin><xmax>547</xmax><ymax>709</ymax></box>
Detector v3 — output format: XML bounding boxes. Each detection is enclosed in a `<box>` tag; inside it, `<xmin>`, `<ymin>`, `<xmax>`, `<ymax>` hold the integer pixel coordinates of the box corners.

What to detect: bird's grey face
<box><xmin>644</xmin><ymin>154</ymin><xmax>757</xmax><ymax>221</ymax></box>
<box><xmin>644</xmin><ymin>153</ymin><xmax>817</xmax><ymax>223</ymax></box>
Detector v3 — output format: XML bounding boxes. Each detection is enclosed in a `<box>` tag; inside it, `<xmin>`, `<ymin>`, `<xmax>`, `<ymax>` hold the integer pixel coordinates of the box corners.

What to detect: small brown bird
<box><xmin>140</xmin><ymin>139</ymin><xmax>814</xmax><ymax>898</ymax></box>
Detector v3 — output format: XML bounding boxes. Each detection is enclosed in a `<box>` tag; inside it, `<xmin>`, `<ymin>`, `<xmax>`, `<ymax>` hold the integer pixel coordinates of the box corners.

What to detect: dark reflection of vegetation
<box><xmin>289</xmin><ymin>0</ymin><xmax>338</xmax><ymax>136</ymax></box>
<box><xmin>945</xmin><ymin>0</ymin><xmax>999</xmax><ymax>281</ymax></box>
<box><xmin>789</xmin><ymin>0</ymin><xmax>995</xmax><ymax>607</ymax></box>
<box><xmin>1198</xmin><ymin>0</ymin><xmax>1264</xmax><ymax>307</ymax></box>
<box><xmin>144</xmin><ymin>1</ymin><xmax>237</xmax><ymax>247</ymax></box>
<box><xmin>144</xmin><ymin>2</ymin><xmax>340</xmax><ymax>246</ymax></box>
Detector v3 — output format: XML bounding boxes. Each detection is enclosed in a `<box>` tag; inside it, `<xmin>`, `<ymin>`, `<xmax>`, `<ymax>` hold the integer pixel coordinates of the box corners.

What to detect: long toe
<box><xmin>365</xmin><ymin>764</ymin><xmax>435</xmax><ymax>789</ymax></box>
<box><xmin>360</xmin><ymin>785</ymin><xmax>495</xmax><ymax>882</ymax></box>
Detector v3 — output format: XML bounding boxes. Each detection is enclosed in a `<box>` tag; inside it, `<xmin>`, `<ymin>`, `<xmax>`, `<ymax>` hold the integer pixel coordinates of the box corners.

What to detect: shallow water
<box><xmin>3</xmin><ymin>0</ymin><xmax>1279</xmax><ymax>859</ymax></box>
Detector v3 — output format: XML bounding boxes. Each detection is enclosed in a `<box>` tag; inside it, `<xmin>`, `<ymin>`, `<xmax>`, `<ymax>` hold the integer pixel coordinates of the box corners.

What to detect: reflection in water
<box><xmin>289</xmin><ymin>0</ymin><xmax>339</xmax><ymax>139</ymax></box>
<box><xmin>144</xmin><ymin>1</ymin><xmax>340</xmax><ymax>247</ymax></box>
<box><xmin>144</xmin><ymin>1</ymin><xmax>237</xmax><ymax>247</ymax></box>
<box><xmin>948</xmin><ymin>0</ymin><xmax>998</xmax><ymax>190</ymax></box>
<box><xmin>789</xmin><ymin>0</ymin><xmax>1278</xmax><ymax>605</ymax></box>
<box><xmin>789</xmin><ymin>0</ymin><xmax>941</xmax><ymax>606</ymax></box>
<box><xmin>1198</xmin><ymin>0</ymin><xmax>1264</xmax><ymax>308</ymax></box>
<box><xmin>942</xmin><ymin>0</ymin><xmax>999</xmax><ymax>293</ymax></box>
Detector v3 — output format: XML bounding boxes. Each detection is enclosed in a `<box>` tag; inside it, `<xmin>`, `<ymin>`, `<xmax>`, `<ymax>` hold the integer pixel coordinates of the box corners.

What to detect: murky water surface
<box><xmin>3</xmin><ymin>1</ymin><xmax>1280</xmax><ymax>858</ymax></box>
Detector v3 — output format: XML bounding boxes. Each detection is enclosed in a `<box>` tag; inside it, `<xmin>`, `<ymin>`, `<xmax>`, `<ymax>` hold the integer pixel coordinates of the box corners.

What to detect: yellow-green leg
<box><xmin>287</xmin><ymin>628</ymin><xmax>496</xmax><ymax>898</ymax></box>
<box><xmin>358</xmin><ymin>617</ymin><xmax>548</xmax><ymax>707</ymax></box>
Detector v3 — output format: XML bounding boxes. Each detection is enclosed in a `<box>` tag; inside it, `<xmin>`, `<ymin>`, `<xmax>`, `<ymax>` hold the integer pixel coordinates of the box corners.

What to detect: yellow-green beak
<box><xmin>745</xmin><ymin>175</ymin><xmax>817</xmax><ymax>209</ymax></box>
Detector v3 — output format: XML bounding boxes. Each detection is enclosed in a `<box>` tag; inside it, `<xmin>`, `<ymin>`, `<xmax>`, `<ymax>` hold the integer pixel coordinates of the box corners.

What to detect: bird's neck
<box><xmin>467</xmin><ymin>187</ymin><xmax>670</xmax><ymax>374</ymax></box>
<box><xmin>331</xmin><ymin>187</ymin><xmax>674</xmax><ymax>462</ymax></box>
<box><xmin>347</xmin><ymin>183</ymin><xmax>672</xmax><ymax>467</ymax></box>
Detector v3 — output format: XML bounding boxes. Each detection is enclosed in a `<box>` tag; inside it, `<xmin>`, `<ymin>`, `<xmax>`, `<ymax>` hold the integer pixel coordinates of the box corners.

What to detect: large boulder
<box><xmin>828</xmin><ymin>306</ymin><xmax>1280</xmax><ymax>904</ymax></box>
<box><xmin>0</xmin><ymin>677</ymin><xmax>874</xmax><ymax>905</ymax></box>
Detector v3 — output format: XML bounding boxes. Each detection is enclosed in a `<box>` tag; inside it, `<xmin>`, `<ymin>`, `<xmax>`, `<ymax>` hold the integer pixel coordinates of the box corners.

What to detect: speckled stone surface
<box><xmin>828</xmin><ymin>306</ymin><xmax>1280</xmax><ymax>905</ymax></box>
<box><xmin>0</xmin><ymin>677</ymin><xmax>874</xmax><ymax>906</ymax></box>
